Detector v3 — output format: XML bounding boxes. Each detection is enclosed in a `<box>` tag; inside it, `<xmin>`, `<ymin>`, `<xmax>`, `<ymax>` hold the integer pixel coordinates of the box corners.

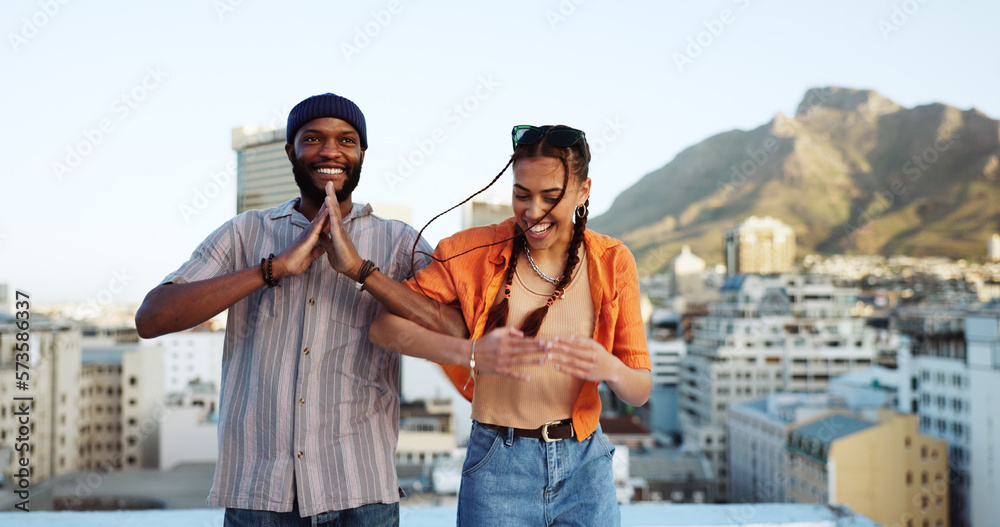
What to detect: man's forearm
<box><xmin>360</xmin><ymin>271</ymin><xmax>469</xmax><ymax>339</ymax></box>
<box><xmin>135</xmin><ymin>266</ymin><xmax>266</xmax><ymax>339</ymax></box>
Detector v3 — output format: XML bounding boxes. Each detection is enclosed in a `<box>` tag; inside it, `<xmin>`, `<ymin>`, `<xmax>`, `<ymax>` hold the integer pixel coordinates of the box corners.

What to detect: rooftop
<box><xmin>0</xmin><ymin>504</ymin><xmax>878</xmax><ymax>526</ymax></box>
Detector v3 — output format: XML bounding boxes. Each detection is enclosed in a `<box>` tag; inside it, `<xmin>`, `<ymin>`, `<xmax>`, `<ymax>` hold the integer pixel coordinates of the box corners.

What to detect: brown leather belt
<box><xmin>480</xmin><ymin>419</ymin><xmax>575</xmax><ymax>443</ymax></box>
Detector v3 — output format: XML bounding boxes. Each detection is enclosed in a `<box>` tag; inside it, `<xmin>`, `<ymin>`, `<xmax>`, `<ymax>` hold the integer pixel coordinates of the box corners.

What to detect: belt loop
<box><xmin>504</xmin><ymin>426</ymin><xmax>514</xmax><ymax>446</ymax></box>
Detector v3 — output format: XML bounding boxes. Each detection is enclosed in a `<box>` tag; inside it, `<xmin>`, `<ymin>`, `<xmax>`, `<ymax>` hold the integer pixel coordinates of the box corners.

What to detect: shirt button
<box><xmin>298</xmin><ymin>398</ymin><xmax>305</xmax><ymax>405</ymax></box>
<box><xmin>309</xmin><ymin>298</ymin><xmax>315</xmax><ymax>306</ymax></box>
<box><xmin>297</xmin><ymin>451</ymin><xmax>304</xmax><ymax>459</ymax></box>
<box><xmin>303</xmin><ymin>347</ymin><xmax>310</xmax><ymax>355</ymax></box>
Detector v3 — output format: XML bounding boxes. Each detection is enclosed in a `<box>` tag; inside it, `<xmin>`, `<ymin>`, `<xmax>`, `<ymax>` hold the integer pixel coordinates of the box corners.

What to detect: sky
<box><xmin>3</xmin><ymin>0</ymin><xmax>999</xmax><ymax>305</ymax></box>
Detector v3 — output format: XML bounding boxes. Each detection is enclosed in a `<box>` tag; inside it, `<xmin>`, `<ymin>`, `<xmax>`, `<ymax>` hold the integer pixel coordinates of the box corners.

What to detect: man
<box><xmin>136</xmin><ymin>93</ymin><xmax>441</xmax><ymax>526</ymax></box>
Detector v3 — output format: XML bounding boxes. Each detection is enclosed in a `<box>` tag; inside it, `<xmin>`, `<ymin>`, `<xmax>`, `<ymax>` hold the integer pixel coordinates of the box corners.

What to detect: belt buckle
<box><xmin>541</xmin><ymin>420</ymin><xmax>571</xmax><ymax>443</ymax></box>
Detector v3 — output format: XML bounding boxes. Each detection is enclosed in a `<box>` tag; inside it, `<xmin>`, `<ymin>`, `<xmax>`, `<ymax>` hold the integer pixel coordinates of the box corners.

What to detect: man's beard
<box><xmin>290</xmin><ymin>152</ymin><xmax>362</xmax><ymax>206</ymax></box>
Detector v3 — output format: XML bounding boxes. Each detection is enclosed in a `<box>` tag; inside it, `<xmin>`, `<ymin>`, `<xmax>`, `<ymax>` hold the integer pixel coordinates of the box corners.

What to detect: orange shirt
<box><xmin>405</xmin><ymin>217</ymin><xmax>650</xmax><ymax>441</ymax></box>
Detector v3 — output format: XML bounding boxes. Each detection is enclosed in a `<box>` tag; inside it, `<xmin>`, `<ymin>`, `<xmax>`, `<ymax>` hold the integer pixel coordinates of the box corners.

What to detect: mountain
<box><xmin>589</xmin><ymin>87</ymin><xmax>1000</xmax><ymax>275</ymax></box>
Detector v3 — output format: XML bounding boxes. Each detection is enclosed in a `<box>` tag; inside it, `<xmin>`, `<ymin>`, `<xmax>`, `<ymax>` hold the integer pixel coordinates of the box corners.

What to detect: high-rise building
<box><xmin>724</xmin><ymin>216</ymin><xmax>795</xmax><ymax>276</ymax></box>
<box><xmin>679</xmin><ymin>273</ymin><xmax>891</xmax><ymax>500</ymax></box>
<box><xmin>786</xmin><ymin>413</ymin><xmax>948</xmax><ymax>527</ymax></box>
<box><xmin>233</xmin><ymin>125</ymin><xmax>295</xmax><ymax>215</ymax></box>
<box><xmin>989</xmin><ymin>233</ymin><xmax>1000</xmax><ymax>262</ymax></box>
<box><xmin>964</xmin><ymin>309</ymin><xmax>1000</xmax><ymax>527</ymax></box>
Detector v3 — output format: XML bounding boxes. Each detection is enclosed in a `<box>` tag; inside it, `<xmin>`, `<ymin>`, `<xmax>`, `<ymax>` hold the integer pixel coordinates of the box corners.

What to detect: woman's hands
<box><xmin>546</xmin><ymin>335</ymin><xmax>651</xmax><ymax>406</ymax></box>
<box><xmin>472</xmin><ymin>327</ymin><xmax>548</xmax><ymax>381</ymax></box>
<box><xmin>546</xmin><ymin>336</ymin><xmax>620</xmax><ymax>383</ymax></box>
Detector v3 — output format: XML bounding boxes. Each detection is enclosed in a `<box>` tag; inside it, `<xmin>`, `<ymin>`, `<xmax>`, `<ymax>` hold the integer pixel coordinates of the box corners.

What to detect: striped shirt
<box><xmin>163</xmin><ymin>198</ymin><xmax>431</xmax><ymax>516</ymax></box>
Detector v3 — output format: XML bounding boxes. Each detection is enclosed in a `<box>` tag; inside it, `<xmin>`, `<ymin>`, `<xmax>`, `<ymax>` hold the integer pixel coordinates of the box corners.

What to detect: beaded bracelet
<box><xmin>260</xmin><ymin>253</ymin><xmax>280</xmax><ymax>288</ymax></box>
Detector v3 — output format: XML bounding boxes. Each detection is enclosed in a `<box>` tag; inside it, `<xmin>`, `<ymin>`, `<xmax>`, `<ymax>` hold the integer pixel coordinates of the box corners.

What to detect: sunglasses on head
<box><xmin>511</xmin><ymin>125</ymin><xmax>586</xmax><ymax>150</ymax></box>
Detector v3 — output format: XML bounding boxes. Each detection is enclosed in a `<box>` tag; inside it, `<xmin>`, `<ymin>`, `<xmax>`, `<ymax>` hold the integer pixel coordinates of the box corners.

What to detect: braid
<box><xmin>483</xmin><ymin>231</ymin><xmax>524</xmax><ymax>333</ymax></box>
<box><xmin>519</xmin><ymin>198</ymin><xmax>589</xmax><ymax>338</ymax></box>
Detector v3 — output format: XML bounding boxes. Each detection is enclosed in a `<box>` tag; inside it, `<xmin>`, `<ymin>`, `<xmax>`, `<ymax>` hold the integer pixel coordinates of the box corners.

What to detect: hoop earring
<box><xmin>575</xmin><ymin>203</ymin><xmax>588</xmax><ymax>219</ymax></box>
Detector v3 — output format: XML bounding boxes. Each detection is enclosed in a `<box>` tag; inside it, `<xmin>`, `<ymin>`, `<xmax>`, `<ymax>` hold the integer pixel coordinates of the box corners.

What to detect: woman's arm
<box><xmin>370</xmin><ymin>311</ymin><xmax>548</xmax><ymax>380</ymax></box>
<box><xmin>546</xmin><ymin>336</ymin><xmax>651</xmax><ymax>406</ymax></box>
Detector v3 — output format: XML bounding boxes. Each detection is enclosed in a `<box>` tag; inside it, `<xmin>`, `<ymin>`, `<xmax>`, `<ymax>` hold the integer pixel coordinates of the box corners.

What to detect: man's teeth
<box><xmin>316</xmin><ymin>168</ymin><xmax>344</xmax><ymax>175</ymax></box>
<box><xmin>529</xmin><ymin>223</ymin><xmax>552</xmax><ymax>234</ymax></box>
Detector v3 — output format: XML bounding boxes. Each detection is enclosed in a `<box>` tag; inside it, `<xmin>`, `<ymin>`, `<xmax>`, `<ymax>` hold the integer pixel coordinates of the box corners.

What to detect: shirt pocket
<box><xmin>329</xmin><ymin>273</ymin><xmax>379</xmax><ymax>328</ymax></box>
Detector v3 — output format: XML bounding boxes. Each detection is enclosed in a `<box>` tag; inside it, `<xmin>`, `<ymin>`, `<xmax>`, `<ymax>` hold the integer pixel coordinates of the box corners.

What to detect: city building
<box><xmin>159</xmin><ymin>382</ymin><xmax>218</xmax><ymax>471</ymax></box>
<box><xmin>121</xmin><ymin>346</ymin><xmax>166</xmax><ymax>470</ymax></box>
<box><xmin>786</xmin><ymin>413</ymin><xmax>948</xmax><ymax>527</ymax></box>
<box><xmin>0</xmin><ymin>316</ymin><xmax>81</xmax><ymax>485</ymax></box>
<box><xmin>78</xmin><ymin>348</ymin><xmax>125</xmax><ymax>471</ymax></box>
<box><xmin>989</xmin><ymin>233</ymin><xmax>1000</xmax><ymax>262</ymax></box>
<box><xmin>396</xmin><ymin>399</ymin><xmax>456</xmax><ymax>466</ymax></box>
<box><xmin>461</xmin><ymin>195</ymin><xmax>512</xmax><ymax>229</ymax></box>
<box><xmin>669</xmin><ymin>245</ymin><xmax>706</xmax><ymax>297</ymax></box>
<box><xmin>140</xmin><ymin>330</ymin><xmax>224</xmax><ymax>394</ymax></box>
<box><xmin>679</xmin><ymin>273</ymin><xmax>891</xmax><ymax>500</ymax></box>
<box><xmin>894</xmin><ymin>306</ymin><xmax>974</xmax><ymax>527</ymax></box>
<box><xmin>728</xmin><ymin>393</ymin><xmax>843</xmax><ymax>504</ymax></box>
<box><xmin>724</xmin><ymin>216</ymin><xmax>795</xmax><ymax>276</ymax></box>
<box><xmin>963</xmin><ymin>307</ymin><xmax>1000</xmax><ymax>527</ymax></box>
<box><xmin>645</xmin><ymin>310</ymin><xmax>686</xmax><ymax>435</ymax></box>
<box><xmin>729</xmin><ymin>366</ymin><xmax>901</xmax><ymax>505</ymax></box>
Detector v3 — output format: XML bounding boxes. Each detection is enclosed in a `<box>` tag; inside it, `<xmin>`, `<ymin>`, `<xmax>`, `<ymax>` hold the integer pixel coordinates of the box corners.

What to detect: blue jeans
<box><xmin>457</xmin><ymin>421</ymin><xmax>620</xmax><ymax>527</ymax></box>
<box><xmin>224</xmin><ymin>500</ymin><xmax>399</xmax><ymax>527</ymax></box>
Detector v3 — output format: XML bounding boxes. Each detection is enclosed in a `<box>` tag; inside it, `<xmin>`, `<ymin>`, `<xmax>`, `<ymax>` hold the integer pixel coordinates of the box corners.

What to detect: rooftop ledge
<box><xmin>0</xmin><ymin>504</ymin><xmax>878</xmax><ymax>526</ymax></box>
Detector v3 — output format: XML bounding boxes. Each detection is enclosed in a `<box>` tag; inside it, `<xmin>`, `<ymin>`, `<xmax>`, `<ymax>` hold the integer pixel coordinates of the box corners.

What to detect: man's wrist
<box><xmin>347</xmin><ymin>259</ymin><xmax>364</xmax><ymax>282</ymax></box>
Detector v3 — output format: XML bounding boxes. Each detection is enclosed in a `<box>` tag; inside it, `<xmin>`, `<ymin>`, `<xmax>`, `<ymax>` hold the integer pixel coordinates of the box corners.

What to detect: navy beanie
<box><xmin>285</xmin><ymin>93</ymin><xmax>368</xmax><ymax>149</ymax></box>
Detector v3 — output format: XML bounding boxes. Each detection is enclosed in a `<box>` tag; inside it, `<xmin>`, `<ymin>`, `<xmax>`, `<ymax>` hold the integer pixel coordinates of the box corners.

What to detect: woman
<box><xmin>369</xmin><ymin>125</ymin><xmax>651</xmax><ymax>526</ymax></box>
